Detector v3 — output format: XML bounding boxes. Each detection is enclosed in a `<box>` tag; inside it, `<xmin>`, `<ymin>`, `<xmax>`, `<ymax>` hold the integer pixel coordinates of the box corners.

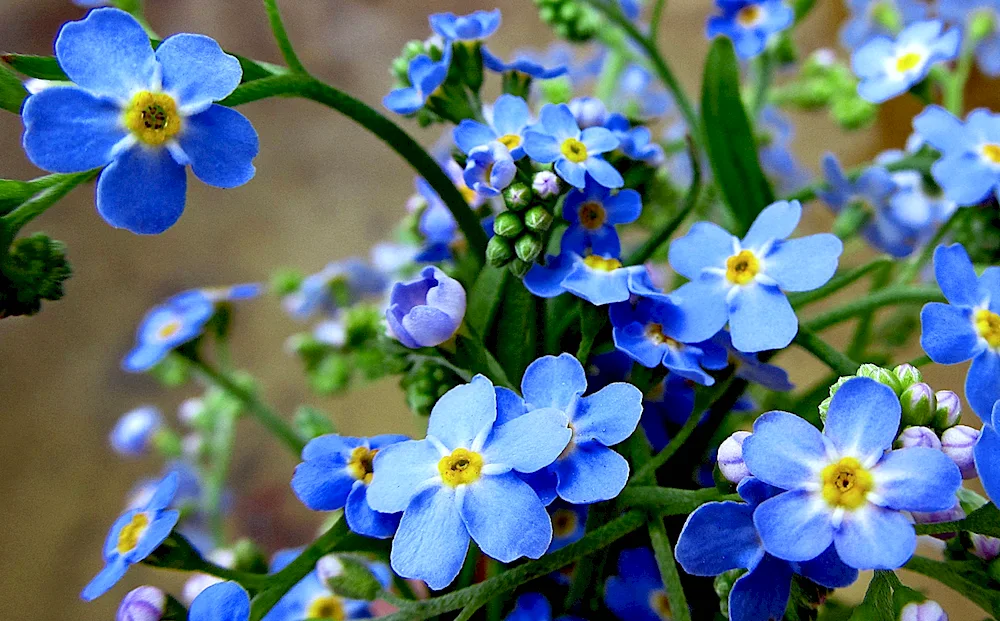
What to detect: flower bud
<box><xmin>899</xmin><ymin>600</ymin><xmax>947</xmax><ymax>621</ymax></box>
<box><xmin>233</xmin><ymin>539</ymin><xmax>269</xmax><ymax>574</ymax></box>
<box><xmin>893</xmin><ymin>363</ymin><xmax>922</xmax><ymax>389</ymax></box>
<box><xmin>525</xmin><ymin>206</ymin><xmax>553</xmax><ymax>232</ymax></box>
<box><xmin>494</xmin><ymin>212</ymin><xmax>524</xmax><ymax>238</ymax></box>
<box><xmin>941</xmin><ymin>425</ymin><xmax>980</xmax><ymax>479</ymax></box>
<box><xmin>509</xmin><ymin>258</ymin><xmax>532</xmax><ymax>278</ymax></box>
<box><xmin>532</xmin><ymin>171</ymin><xmax>560</xmax><ymax>198</ymax></box>
<box><xmin>870</xmin><ymin>2</ymin><xmax>902</xmax><ymax>33</ymax></box>
<box><xmin>503</xmin><ymin>182</ymin><xmax>532</xmax><ymax>211</ymax></box>
<box><xmin>831</xmin><ymin>95</ymin><xmax>878</xmax><ymax>130</ymax></box>
<box><xmin>933</xmin><ymin>390</ymin><xmax>961</xmax><ymax>430</ymax></box>
<box><xmin>568</xmin><ymin>96</ymin><xmax>607</xmax><ymax>128</ymax></box>
<box><xmin>386</xmin><ymin>266</ymin><xmax>466</xmax><ymax>349</ymax></box>
<box><xmin>515</xmin><ymin>233</ymin><xmax>543</xmax><ymax>263</ymax></box>
<box><xmin>487</xmin><ymin>235</ymin><xmax>514</xmax><ymax>267</ymax></box>
<box><xmin>971</xmin><ymin>10</ymin><xmax>997</xmax><ymax>44</ymax></box>
<box><xmin>912</xmin><ymin>503</ymin><xmax>964</xmax><ymax>540</ymax></box>
<box><xmin>717</xmin><ymin>431</ymin><xmax>752</xmax><ymax>484</ymax></box>
<box><xmin>900</xmin><ymin>383</ymin><xmax>936</xmax><ymax>427</ymax></box>
<box><xmin>856</xmin><ymin>364</ymin><xmax>903</xmax><ymax>394</ymax></box>
<box><xmin>896</xmin><ymin>426</ymin><xmax>941</xmax><ymax>450</ymax></box>
<box><xmin>177</xmin><ymin>398</ymin><xmax>205</xmax><ymax>427</ymax></box>
<box><xmin>110</xmin><ymin>407</ymin><xmax>163</xmax><ymax>458</ymax></box>
<box><xmin>972</xmin><ymin>534</ymin><xmax>1000</xmax><ymax>562</ymax></box>
<box><xmin>117</xmin><ymin>586</ymin><xmax>166</xmax><ymax>621</ymax></box>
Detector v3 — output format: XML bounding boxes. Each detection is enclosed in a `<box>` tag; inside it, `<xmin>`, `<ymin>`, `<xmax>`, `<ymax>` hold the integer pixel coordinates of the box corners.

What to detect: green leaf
<box><xmin>701</xmin><ymin>37</ymin><xmax>775</xmax><ymax>236</ymax></box>
<box><xmin>959</xmin><ymin>502</ymin><xmax>1000</xmax><ymax>537</ymax></box>
<box><xmin>848</xmin><ymin>570</ymin><xmax>898</xmax><ymax>621</ymax></box>
<box><xmin>0</xmin><ymin>174</ymin><xmax>70</xmax><ymax>216</ymax></box>
<box><xmin>493</xmin><ymin>277</ymin><xmax>539</xmax><ymax>383</ymax></box>
<box><xmin>451</xmin><ymin>334</ymin><xmax>514</xmax><ymax>391</ymax></box>
<box><xmin>465</xmin><ymin>264</ymin><xmax>508</xmax><ymax>337</ymax></box>
<box><xmin>0</xmin><ymin>63</ymin><xmax>26</xmax><ymax>114</ymax></box>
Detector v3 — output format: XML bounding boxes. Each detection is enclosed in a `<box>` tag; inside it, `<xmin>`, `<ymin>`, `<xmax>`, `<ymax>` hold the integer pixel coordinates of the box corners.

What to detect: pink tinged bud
<box><xmin>117</xmin><ymin>586</ymin><xmax>166</xmax><ymax>621</ymax></box>
<box><xmin>933</xmin><ymin>390</ymin><xmax>961</xmax><ymax>429</ymax></box>
<box><xmin>972</xmin><ymin>534</ymin><xmax>1000</xmax><ymax>561</ymax></box>
<box><xmin>717</xmin><ymin>431</ymin><xmax>752</xmax><ymax>484</ymax></box>
<box><xmin>900</xmin><ymin>600</ymin><xmax>948</xmax><ymax>621</ymax></box>
<box><xmin>897</xmin><ymin>426</ymin><xmax>941</xmax><ymax>450</ymax></box>
<box><xmin>532</xmin><ymin>171</ymin><xmax>560</xmax><ymax>198</ymax></box>
<box><xmin>941</xmin><ymin>425</ymin><xmax>980</xmax><ymax>479</ymax></box>
<box><xmin>912</xmin><ymin>503</ymin><xmax>965</xmax><ymax>540</ymax></box>
<box><xmin>900</xmin><ymin>382</ymin><xmax>936</xmax><ymax>426</ymax></box>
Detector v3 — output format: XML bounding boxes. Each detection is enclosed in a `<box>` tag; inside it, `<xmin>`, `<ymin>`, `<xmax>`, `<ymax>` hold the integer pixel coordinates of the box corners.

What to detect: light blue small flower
<box><xmin>481</xmin><ymin>47</ymin><xmax>569</xmax><ymax>79</ymax></box>
<box><xmin>21</xmin><ymin>8</ymin><xmax>258</xmax><ymax>234</ymax></box>
<box><xmin>920</xmin><ymin>243</ymin><xmax>1000</xmax><ymax>418</ymax></box>
<box><xmin>429</xmin><ymin>9</ymin><xmax>501</xmax><ymax>41</ymax></box>
<box><xmin>82</xmin><ymin>473</ymin><xmax>180</xmax><ymax>600</ymax></box>
<box><xmin>840</xmin><ymin>0</ymin><xmax>929</xmax><ymax>50</ymax></box>
<box><xmin>282</xmin><ymin>260</ymin><xmax>386</xmax><ymax>320</ymax></box>
<box><xmin>939</xmin><ymin>0</ymin><xmax>1000</xmax><ymax>77</ymax></box>
<box><xmin>505</xmin><ymin>593</ymin><xmax>586</xmax><ymax>621</ymax></box>
<box><xmin>292</xmin><ymin>434</ymin><xmax>409</xmax><ymax>538</ymax></box>
<box><xmin>913</xmin><ymin>104</ymin><xmax>1000</xmax><ymax>206</ymax></box>
<box><xmin>189</xmin><ymin>582</ymin><xmax>250</xmax><ymax>621</ymax></box>
<box><xmin>568</xmin><ymin>97</ymin><xmax>608</xmax><ymax>129</ymax></box>
<box><xmin>263</xmin><ymin>550</ymin><xmax>386</xmax><ymax>621</ymax></box>
<box><xmin>384</xmin><ymin>45</ymin><xmax>453</xmax><ymax>115</ymax></box>
<box><xmin>853</xmin><ymin>21</ymin><xmax>960</xmax><ymax>103</ymax></box>
<box><xmin>604</xmin><ymin>114</ymin><xmax>665</xmax><ymax>165</ymax></box>
<box><xmin>706</xmin><ymin>0</ymin><xmax>794</xmax><ymax>60</ymax></box>
<box><xmin>523</xmin><ymin>103</ymin><xmax>622</xmax><ymax>189</ymax></box>
<box><xmin>385</xmin><ymin>266</ymin><xmax>466</xmax><ymax>349</ymax></box>
<box><xmin>366</xmin><ymin>375</ymin><xmax>572</xmax><ymax>589</ymax></box>
<box><xmin>975</xmin><ymin>400</ymin><xmax>1000</xmax><ymax>506</ymax></box>
<box><xmin>604</xmin><ymin>548</ymin><xmax>673</xmax><ymax>621</ymax></box>
<box><xmin>562</xmin><ymin>177</ymin><xmax>642</xmax><ymax>257</ymax></box>
<box><xmin>612</xmin><ymin>65</ymin><xmax>671</xmax><ymax>119</ymax></box>
<box><xmin>454</xmin><ymin>94</ymin><xmax>532</xmax><ymax>159</ymax></box>
<box><xmin>758</xmin><ymin>107</ymin><xmax>810</xmax><ymax>194</ymax></box>
<box><xmin>743</xmin><ymin>377</ymin><xmax>962</xmax><ymax>569</ymax></box>
<box><xmin>669</xmin><ymin>200</ymin><xmax>843</xmax><ymax>353</ymax></box>
<box><xmin>110</xmin><ymin>406</ymin><xmax>163</xmax><ymax>458</ymax></box>
<box><xmin>524</xmin><ymin>252</ymin><xmax>642</xmax><ymax>306</ymax></box>
<box><xmin>464</xmin><ymin>141</ymin><xmax>517</xmax><ymax>197</ymax></box>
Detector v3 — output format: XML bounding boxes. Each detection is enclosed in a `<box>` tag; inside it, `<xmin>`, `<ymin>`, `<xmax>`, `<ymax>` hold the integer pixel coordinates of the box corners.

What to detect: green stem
<box><xmin>650</xmin><ymin>0</ymin><xmax>668</xmax><ymax>40</ymax></box>
<box><xmin>750</xmin><ymin>50</ymin><xmax>773</xmax><ymax>118</ymax></box>
<box><xmin>803</xmin><ymin>286</ymin><xmax>944</xmax><ymax>332</ymax></box>
<box><xmin>783</xmin><ymin>152</ymin><xmax>935</xmax><ymax>204</ymax></box>
<box><xmin>185</xmin><ymin>355</ymin><xmax>305</xmax><ymax>455</ymax></box>
<box><xmin>221</xmin><ymin>74</ymin><xmax>487</xmax><ymax>265</ymax></box>
<box><xmin>894</xmin><ymin>208</ymin><xmax>962</xmax><ymax>285</ymax></box>
<box><xmin>375</xmin><ymin>511</ymin><xmax>648</xmax><ymax>621</ymax></box>
<box><xmin>192</xmin><ymin>558</ymin><xmax>272</xmax><ymax>591</ymax></box>
<box><xmin>648</xmin><ymin>517</ymin><xmax>691</xmax><ymax>621</ymax></box>
<box><xmin>594</xmin><ymin>49</ymin><xmax>627</xmax><ymax>102</ymax></box>
<box><xmin>944</xmin><ymin>32</ymin><xmax>978</xmax><ymax>115</ymax></box>
<box><xmin>204</xmin><ymin>403</ymin><xmax>238</xmax><ymax>546</ymax></box>
<box><xmin>906</xmin><ymin>353</ymin><xmax>932</xmax><ymax>368</ymax></box>
<box><xmin>793</xmin><ymin>326</ymin><xmax>861</xmax><ymax>376</ymax></box>
<box><xmin>262</xmin><ymin>0</ymin><xmax>306</xmax><ymax>74</ymax></box>
<box><xmin>617</xmin><ymin>486</ymin><xmax>733</xmax><ymax>512</ymax></box>
<box><xmin>0</xmin><ymin>170</ymin><xmax>98</xmax><ymax>252</ymax></box>
<box><xmin>788</xmin><ymin>257</ymin><xmax>892</xmax><ymax>308</ymax></box>
<box><xmin>626</xmin><ymin>138</ymin><xmax>701</xmax><ymax>265</ymax></box>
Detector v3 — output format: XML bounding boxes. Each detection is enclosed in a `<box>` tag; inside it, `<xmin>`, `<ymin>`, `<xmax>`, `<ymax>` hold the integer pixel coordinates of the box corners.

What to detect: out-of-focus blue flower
<box><xmin>612</xmin><ymin>65</ymin><xmax>671</xmax><ymax>119</ymax></box>
<box><xmin>464</xmin><ymin>142</ymin><xmax>517</xmax><ymax>197</ymax></box>
<box><xmin>853</xmin><ymin>21</ymin><xmax>960</xmax><ymax>103</ymax></box>
<box><xmin>110</xmin><ymin>406</ymin><xmax>163</xmax><ymax>458</ymax></box>
<box><xmin>706</xmin><ymin>0</ymin><xmax>795</xmax><ymax>60</ymax></box>
<box><xmin>562</xmin><ymin>177</ymin><xmax>642</xmax><ymax>257</ymax></box>
<box><xmin>117</xmin><ymin>586</ymin><xmax>167</xmax><ymax>621</ymax></box>
<box><xmin>123</xmin><ymin>291</ymin><xmax>214</xmax><ymax>372</ymax></box>
<box><xmin>568</xmin><ymin>97</ymin><xmax>608</xmax><ymax>129</ymax></box>
<box><xmin>939</xmin><ymin>0</ymin><xmax>1000</xmax><ymax>76</ymax></box>
<box><xmin>914</xmin><ymin>105</ymin><xmax>1000</xmax><ymax>206</ymax></box>
<box><xmin>840</xmin><ymin>0</ymin><xmax>929</xmax><ymax>50</ymax></box>
<box><xmin>263</xmin><ymin>552</ymin><xmax>385</xmax><ymax>621</ymax></box>
<box><xmin>385</xmin><ymin>266</ymin><xmax>466</xmax><ymax>349</ymax></box>
<box><xmin>367</xmin><ymin>375</ymin><xmax>571</xmax><ymax>589</ymax></box>
<box><xmin>523</xmin><ymin>103</ymin><xmax>622</xmax><ymax>189</ymax></box>
<box><xmin>384</xmin><ymin>45</ymin><xmax>453</xmax><ymax>115</ymax></box>
<box><xmin>430</xmin><ymin>10</ymin><xmax>501</xmax><ymax>41</ymax></box>
<box><xmin>975</xmin><ymin>401</ymin><xmax>1000</xmax><ymax>507</ymax></box>
<box><xmin>482</xmin><ymin>47</ymin><xmax>569</xmax><ymax>79</ymax></box>
<box><xmin>292</xmin><ymin>434</ymin><xmax>410</xmax><ymax>538</ymax></box>
<box><xmin>454</xmin><ymin>94</ymin><xmax>532</xmax><ymax>159</ymax></box>
<box><xmin>876</xmin><ymin>141</ymin><xmax>959</xmax><ymax>250</ymax></box>
<box><xmin>713</xmin><ymin>330</ymin><xmax>794</xmax><ymax>391</ymax></box>
<box><xmin>604</xmin><ymin>548</ymin><xmax>673</xmax><ymax>621</ymax></box>
<box><xmin>548</xmin><ymin>501</ymin><xmax>588</xmax><ymax>552</ymax></box>
<box><xmin>410</xmin><ymin>178</ymin><xmax>460</xmax><ymax>263</ymax></box>
<box><xmin>505</xmin><ymin>593</ymin><xmax>586</xmax><ymax>621</ymax></box>
<box><xmin>677</xmin><ymin>478</ymin><xmax>859</xmax><ymax>621</ymax></box>
<box><xmin>669</xmin><ymin>200</ymin><xmax>843</xmax><ymax>353</ymax></box>
<box><xmin>743</xmin><ymin>377</ymin><xmax>962</xmax><ymax>569</ymax></box>
<box><xmin>21</xmin><ymin>9</ymin><xmax>258</xmax><ymax>234</ymax></box>
<box><xmin>83</xmin><ymin>473</ymin><xmax>180</xmax><ymax>600</ymax></box>
<box><xmin>758</xmin><ymin>107</ymin><xmax>810</xmax><ymax>194</ymax></box>
<box><xmin>920</xmin><ymin>243</ymin><xmax>1000</xmax><ymax>418</ymax></box>
<box><xmin>618</xmin><ymin>0</ymin><xmax>641</xmax><ymax>20</ymax></box>
<box><xmin>499</xmin><ymin>354</ymin><xmax>642</xmax><ymax>505</ymax></box>
<box><xmin>640</xmin><ymin>374</ymin><xmax>697</xmax><ymax>452</ymax></box>
<box><xmin>189</xmin><ymin>582</ymin><xmax>250</xmax><ymax>621</ymax></box>
<box><xmin>604</xmin><ymin>114</ymin><xmax>665</xmax><ymax>165</ymax></box>
<box><xmin>524</xmin><ymin>252</ymin><xmax>642</xmax><ymax>306</ymax></box>
<box><xmin>283</xmin><ymin>261</ymin><xmax>386</xmax><ymax>320</ymax></box>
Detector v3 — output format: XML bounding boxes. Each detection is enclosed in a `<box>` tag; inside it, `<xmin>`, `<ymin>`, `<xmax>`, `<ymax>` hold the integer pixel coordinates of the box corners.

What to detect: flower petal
<box><xmin>291</xmin><ymin>454</ymin><xmax>356</xmax><ymax>511</ymax></box>
<box><xmin>555</xmin><ymin>441</ymin><xmax>629</xmax><ymax>504</ymax></box>
<box><xmin>539</xmin><ymin>103</ymin><xmax>579</xmax><ymax>141</ymax></box>
<box><xmin>21</xmin><ymin>86</ymin><xmax>126</xmax><ymax>173</ymax></box>
<box><xmin>744</xmin><ymin>411</ymin><xmax>827</xmax><ymax>489</ymax></box>
<box><xmin>669</xmin><ymin>222</ymin><xmax>733</xmax><ymax>280</ymax></box>
<box><xmin>728</xmin><ymin>284</ymin><xmax>797</xmax><ymax>353</ymax></box>
<box><xmin>975</xmin><ymin>413</ymin><xmax>1000</xmax><ymax>505</ymax></box>
<box><xmin>482</xmin><ymin>408</ymin><xmax>571</xmax><ymax>473</ymax></box>
<box><xmin>675</xmin><ymin>501</ymin><xmax>763</xmax><ymax>575</ymax></box>
<box><xmin>390</xmin><ymin>487</ymin><xmax>469</xmax><ymax>590</ymax></box>
<box><xmin>742</xmin><ymin>200</ymin><xmax>802</xmax><ymax>249</ymax></box>
<box><xmin>522</xmin><ymin>131</ymin><xmax>560</xmax><ymax>163</ymax></box>
<box><xmin>460</xmin><ymin>473</ymin><xmax>552</xmax><ymax>562</ymax></box>
<box><xmin>572</xmin><ymin>382</ymin><xmax>643</xmax><ymax>446</ymax></box>
<box><xmin>968</xmin><ymin>351</ymin><xmax>1000</xmax><ymax>419</ymax></box>
<box><xmin>156</xmin><ymin>34</ymin><xmax>242</xmax><ymax>112</ymax></box>
<box><xmin>933</xmin><ymin>243</ymin><xmax>980</xmax><ymax>307</ymax></box>
<box><xmin>96</xmin><ymin>146</ymin><xmax>187</xmax><ymax>234</ymax></box>
<box><xmin>754</xmin><ymin>490</ymin><xmax>834</xmax><ymax>562</ymax></box>
<box><xmin>834</xmin><ymin>504</ymin><xmax>915</xmax><ymax>569</ymax></box>
<box><xmin>345</xmin><ymin>483</ymin><xmax>400</xmax><ymax>539</ymax></box>
<box><xmin>580</xmin><ymin>126</ymin><xmax>618</xmax><ymax>154</ymax></box>
<box><xmin>583</xmin><ymin>157</ymin><xmax>624</xmax><ymax>188</ymax></box>
<box><xmin>453</xmin><ymin>120</ymin><xmax>495</xmax><ymax>154</ymax></box>
<box><xmin>177</xmin><ymin>105</ymin><xmax>258</xmax><ymax>188</ymax></box>
<box><xmin>521</xmin><ymin>352</ymin><xmax>587</xmax><ymax>410</ymax></box>
<box><xmin>872</xmin><ymin>447</ymin><xmax>961</xmax><ymax>512</ymax></box>
<box><xmin>603</xmin><ymin>189</ymin><xmax>642</xmax><ymax>224</ymax></box>
<box><xmin>670</xmin><ymin>280</ymin><xmax>730</xmax><ymax>343</ymax></box>
<box><xmin>367</xmin><ymin>439</ymin><xmax>441</xmax><ymax>513</ymax></box>
<box><xmin>81</xmin><ymin>557</ymin><xmax>129</xmax><ymax>601</ymax></box>
<box><xmin>728</xmin><ymin>554</ymin><xmax>793</xmax><ymax>621</ymax></box>
<box><xmin>189</xmin><ymin>582</ymin><xmax>250</xmax><ymax>621</ymax></box>
<box><xmin>765</xmin><ymin>234</ymin><xmax>843</xmax><ymax>292</ymax></box>
<box><xmin>793</xmin><ymin>544</ymin><xmax>859</xmax><ymax>588</ymax></box>
<box><xmin>823</xmin><ymin>377</ymin><xmax>900</xmax><ymax>463</ymax></box>
<box><xmin>427</xmin><ymin>375</ymin><xmax>497</xmax><ymax>449</ymax></box>
<box><xmin>920</xmin><ymin>303</ymin><xmax>980</xmax><ymax>364</ymax></box>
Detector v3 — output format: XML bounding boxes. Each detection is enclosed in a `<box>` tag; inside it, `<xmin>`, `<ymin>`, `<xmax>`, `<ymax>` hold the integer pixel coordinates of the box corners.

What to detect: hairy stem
<box><xmin>802</xmin><ymin>286</ymin><xmax>944</xmax><ymax>332</ymax></box>
<box><xmin>262</xmin><ymin>0</ymin><xmax>306</xmax><ymax>73</ymax></box>
<box><xmin>648</xmin><ymin>517</ymin><xmax>691</xmax><ymax>621</ymax></box>
<box><xmin>794</xmin><ymin>326</ymin><xmax>861</xmax><ymax>376</ymax></box>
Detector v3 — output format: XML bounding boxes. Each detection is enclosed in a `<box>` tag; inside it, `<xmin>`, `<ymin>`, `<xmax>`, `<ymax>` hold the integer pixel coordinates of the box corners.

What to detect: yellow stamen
<box><xmin>725</xmin><ymin>250</ymin><xmax>760</xmax><ymax>285</ymax></box>
<box><xmin>561</xmin><ymin>138</ymin><xmax>588</xmax><ymax>163</ymax></box>
<box><xmin>346</xmin><ymin>446</ymin><xmax>378</xmax><ymax>485</ymax></box>
<box><xmin>123</xmin><ymin>91</ymin><xmax>181</xmax><ymax>146</ymax></box>
<box><xmin>552</xmin><ymin>509</ymin><xmax>579</xmax><ymax>538</ymax></box>
<box><xmin>648</xmin><ymin>590</ymin><xmax>673</xmax><ymax>620</ymax></box>
<box><xmin>982</xmin><ymin>144</ymin><xmax>1000</xmax><ymax>165</ymax></box>
<box><xmin>895</xmin><ymin>52</ymin><xmax>923</xmax><ymax>73</ymax></box>
<box><xmin>306</xmin><ymin>595</ymin><xmax>346</xmax><ymax>621</ymax></box>
<box><xmin>459</xmin><ymin>185</ymin><xmax>478</xmax><ymax>204</ymax></box>
<box><xmin>438</xmin><ymin>448</ymin><xmax>484</xmax><ymax>487</ymax></box>
<box><xmin>157</xmin><ymin>319</ymin><xmax>181</xmax><ymax>340</ymax></box>
<box><xmin>583</xmin><ymin>255</ymin><xmax>622</xmax><ymax>272</ymax></box>
<box><xmin>116</xmin><ymin>512</ymin><xmax>150</xmax><ymax>555</ymax></box>
<box><xmin>820</xmin><ymin>457</ymin><xmax>874</xmax><ymax>510</ymax></box>
<box><xmin>498</xmin><ymin>134</ymin><xmax>521</xmax><ymax>150</ymax></box>
<box><xmin>736</xmin><ymin>5</ymin><xmax>763</xmax><ymax>27</ymax></box>
<box><xmin>976</xmin><ymin>308</ymin><xmax>1000</xmax><ymax>348</ymax></box>
<box><xmin>645</xmin><ymin>323</ymin><xmax>681</xmax><ymax>349</ymax></box>
<box><xmin>578</xmin><ymin>201</ymin><xmax>607</xmax><ymax>231</ymax></box>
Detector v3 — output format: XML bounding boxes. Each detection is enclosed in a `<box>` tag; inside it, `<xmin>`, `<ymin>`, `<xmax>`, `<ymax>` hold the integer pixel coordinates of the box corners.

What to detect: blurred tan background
<box><xmin>0</xmin><ymin>0</ymin><xmax>989</xmax><ymax>618</ymax></box>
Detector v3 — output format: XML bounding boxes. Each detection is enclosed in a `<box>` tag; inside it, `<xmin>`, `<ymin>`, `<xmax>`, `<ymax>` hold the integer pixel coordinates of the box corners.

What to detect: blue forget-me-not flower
<box><xmin>110</xmin><ymin>406</ymin><xmax>163</xmax><ymax>458</ymax></box>
<box><xmin>914</xmin><ymin>105</ymin><xmax>1000</xmax><ymax>206</ymax></box>
<box><xmin>464</xmin><ymin>141</ymin><xmax>517</xmax><ymax>197</ymax></box>
<box><xmin>706</xmin><ymin>1</ymin><xmax>795</xmax><ymax>60</ymax></box>
<box><xmin>384</xmin><ymin>45</ymin><xmax>453</xmax><ymax>116</ymax></box>
<box><xmin>975</xmin><ymin>401</ymin><xmax>1000</xmax><ymax>506</ymax></box>
<box><xmin>524</xmin><ymin>252</ymin><xmax>642</xmax><ymax>306</ymax></box>
<box><xmin>263</xmin><ymin>550</ymin><xmax>387</xmax><ymax>621</ymax></box>
<box><xmin>385</xmin><ymin>266</ymin><xmax>466</xmax><ymax>349</ymax></box>
<box><xmin>852</xmin><ymin>21</ymin><xmax>960</xmax><ymax>103</ymax></box>
<box><xmin>840</xmin><ymin>0</ymin><xmax>929</xmax><ymax>50</ymax></box>
<box><xmin>561</xmin><ymin>177</ymin><xmax>642</xmax><ymax>257</ymax></box>
<box><xmin>505</xmin><ymin>593</ymin><xmax>586</xmax><ymax>621</ymax></box>
<box><xmin>481</xmin><ymin>47</ymin><xmax>569</xmax><ymax>80</ymax></box>
<box><xmin>189</xmin><ymin>582</ymin><xmax>250</xmax><ymax>621</ymax></box>
<box><xmin>454</xmin><ymin>94</ymin><xmax>532</xmax><ymax>160</ymax></box>
<box><xmin>523</xmin><ymin>103</ymin><xmax>623</xmax><ymax>189</ymax></box>
<box><xmin>604</xmin><ymin>548</ymin><xmax>674</xmax><ymax>621</ymax></box>
<box><xmin>429</xmin><ymin>9</ymin><xmax>501</xmax><ymax>41</ymax></box>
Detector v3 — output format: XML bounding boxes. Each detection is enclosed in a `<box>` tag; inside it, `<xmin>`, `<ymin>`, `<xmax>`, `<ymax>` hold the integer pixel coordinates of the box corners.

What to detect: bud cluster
<box><xmin>533</xmin><ymin>0</ymin><xmax>602</xmax><ymax>42</ymax></box>
<box><xmin>486</xmin><ymin>178</ymin><xmax>559</xmax><ymax>277</ymax></box>
<box><xmin>770</xmin><ymin>49</ymin><xmax>878</xmax><ymax>130</ymax></box>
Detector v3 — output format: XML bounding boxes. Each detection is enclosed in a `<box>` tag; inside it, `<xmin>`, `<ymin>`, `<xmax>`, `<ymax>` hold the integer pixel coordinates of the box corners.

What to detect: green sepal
<box><xmin>0</xmin><ymin>174</ymin><xmax>71</xmax><ymax>216</ymax></box>
<box><xmin>141</xmin><ymin>531</ymin><xmax>204</xmax><ymax>571</ymax></box>
<box><xmin>151</xmin><ymin>350</ymin><xmax>193</xmax><ymax>387</ymax></box>
<box><xmin>848</xmin><ymin>570</ymin><xmax>897</xmax><ymax>621</ymax></box>
<box><xmin>232</xmin><ymin>539</ymin><xmax>270</xmax><ymax>574</ymax></box>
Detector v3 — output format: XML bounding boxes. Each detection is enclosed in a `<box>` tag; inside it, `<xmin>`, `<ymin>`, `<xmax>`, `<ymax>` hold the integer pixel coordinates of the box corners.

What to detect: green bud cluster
<box><xmin>487</xmin><ymin>182</ymin><xmax>557</xmax><ymax>277</ymax></box>
<box><xmin>401</xmin><ymin>358</ymin><xmax>463</xmax><ymax>417</ymax></box>
<box><xmin>534</xmin><ymin>0</ymin><xmax>602</xmax><ymax>42</ymax></box>
<box><xmin>770</xmin><ymin>50</ymin><xmax>877</xmax><ymax>131</ymax></box>
<box><xmin>0</xmin><ymin>233</ymin><xmax>71</xmax><ymax>318</ymax></box>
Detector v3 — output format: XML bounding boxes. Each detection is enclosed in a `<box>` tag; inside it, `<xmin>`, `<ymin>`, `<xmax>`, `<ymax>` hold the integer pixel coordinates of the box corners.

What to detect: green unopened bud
<box><xmin>487</xmin><ymin>235</ymin><xmax>514</xmax><ymax>267</ymax></box>
<box><xmin>871</xmin><ymin>1</ymin><xmax>903</xmax><ymax>33</ymax></box>
<box><xmin>535</xmin><ymin>0</ymin><xmax>601</xmax><ymax>42</ymax></box>
<box><xmin>539</xmin><ymin>76</ymin><xmax>573</xmax><ymax>104</ymax></box>
<box><xmin>856</xmin><ymin>363</ymin><xmax>904</xmax><ymax>394</ymax></box>
<box><xmin>0</xmin><ymin>233</ymin><xmax>71</xmax><ymax>318</ymax></box>
<box><xmin>900</xmin><ymin>382</ymin><xmax>937</xmax><ymax>427</ymax></box>
<box><xmin>525</xmin><ymin>206</ymin><xmax>554</xmax><ymax>232</ymax></box>
<box><xmin>893</xmin><ymin>363</ymin><xmax>923</xmax><ymax>390</ymax></box>
<box><xmin>515</xmin><ymin>233</ymin><xmax>543</xmax><ymax>263</ymax></box>
<box><xmin>494</xmin><ymin>211</ymin><xmax>525</xmax><ymax>238</ymax></box>
<box><xmin>831</xmin><ymin>95</ymin><xmax>878</xmax><ymax>131</ymax></box>
<box><xmin>933</xmin><ymin>390</ymin><xmax>962</xmax><ymax>430</ymax></box>
<box><xmin>232</xmin><ymin>539</ymin><xmax>269</xmax><ymax>574</ymax></box>
<box><xmin>310</xmin><ymin>354</ymin><xmax>352</xmax><ymax>394</ymax></box>
<box><xmin>504</xmin><ymin>182</ymin><xmax>533</xmax><ymax>211</ymax></box>
<box><xmin>509</xmin><ymin>258</ymin><xmax>532</xmax><ymax>278</ymax></box>
<box><xmin>957</xmin><ymin>487</ymin><xmax>988</xmax><ymax>515</ymax></box>
<box><xmin>971</xmin><ymin>9</ymin><xmax>997</xmax><ymax>44</ymax></box>
<box><xmin>271</xmin><ymin>268</ymin><xmax>304</xmax><ymax>296</ymax></box>
<box><xmin>320</xmin><ymin>555</ymin><xmax>383</xmax><ymax>601</ymax></box>
<box><xmin>344</xmin><ymin>304</ymin><xmax>383</xmax><ymax>346</ymax></box>
<box><xmin>819</xmin><ymin>375</ymin><xmax>853</xmax><ymax>422</ymax></box>
<box><xmin>294</xmin><ymin>405</ymin><xmax>336</xmax><ymax>441</ymax></box>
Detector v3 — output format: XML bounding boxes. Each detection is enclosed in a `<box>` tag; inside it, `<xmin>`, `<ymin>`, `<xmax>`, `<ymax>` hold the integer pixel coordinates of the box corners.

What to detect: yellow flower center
<box><xmin>438</xmin><ymin>448</ymin><xmax>484</xmax><ymax>487</ymax></box>
<box><xmin>116</xmin><ymin>512</ymin><xmax>150</xmax><ymax>555</ymax></box>
<box><xmin>578</xmin><ymin>201</ymin><xmax>607</xmax><ymax>230</ymax></box>
<box><xmin>820</xmin><ymin>457</ymin><xmax>874</xmax><ymax>510</ymax></box>
<box><xmin>156</xmin><ymin>319</ymin><xmax>182</xmax><ymax>340</ymax></box>
<box><xmin>346</xmin><ymin>446</ymin><xmax>378</xmax><ymax>485</ymax></box>
<box><xmin>561</xmin><ymin>138</ymin><xmax>588</xmax><ymax>163</ymax></box>
<box><xmin>645</xmin><ymin>323</ymin><xmax>681</xmax><ymax>348</ymax></box>
<box><xmin>498</xmin><ymin>134</ymin><xmax>521</xmax><ymax>150</ymax></box>
<box><xmin>648</xmin><ymin>590</ymin><xmax>673</xmax><ymax>620</ymax></box>
<box><xmin>976</xmin><ymin>308</ymin><xmax>1000</xmax><ymax>348</ymax></box>
<box><xmin>736</xmin><ymin>5</ymin><xmax>763</xmax><ymax>27</ymax></box>
<box><xmin>583</xmin><ymin>255</ymin><xmax>622</xmax><ymax>272</ymax></box>
<box><xmin>725</xmin><ymin>250</ymin><xmax>760</xmax><ymax>285</ymax></box>
<box><xmin>551</xmin><ymin>509</ymin><xmax>579</xmax><ymax>538</ymax></box>
<box><xmin>982</xmin><ymin>144</ymin><xmax>1000</xmax><ymax>165</ymax></box>
<box><xmin>306</xmin><ymin>595</ymin><xmax>346</xmax><ymax>621</ymax></box>
<box><xmin>895</xmin><ymin>52</ymin><xmax>923</xmax><ymax>73</ymax></box>
<box><xmin>459</xmin><ymin>185</ymin><xmax>478</xmax><ymax>204</ymax></box>
<box><xmin>124</xmin><ymin>91</ymin><xmax>181</xmax><ymax>146</ymax></box>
